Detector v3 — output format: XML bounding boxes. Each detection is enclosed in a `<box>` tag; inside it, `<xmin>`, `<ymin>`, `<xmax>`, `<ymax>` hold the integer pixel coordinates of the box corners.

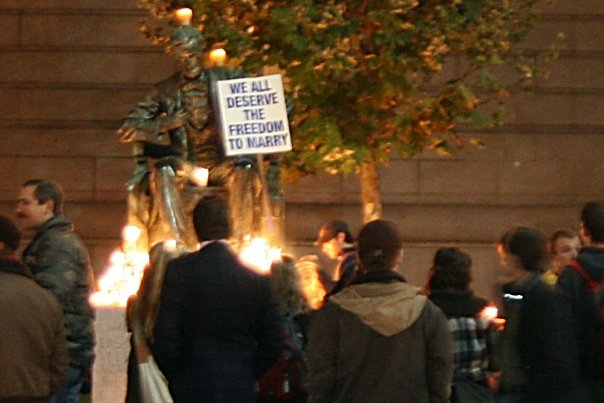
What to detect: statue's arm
<box><xmin>118</xmin><ymin>96</ymin><xmax>164</xmax><ymax>143</ymax></box>
<box><xmin>119</xmin><ymin>87</ymin><xmax>186</xmax><ymax>144</ymax></box>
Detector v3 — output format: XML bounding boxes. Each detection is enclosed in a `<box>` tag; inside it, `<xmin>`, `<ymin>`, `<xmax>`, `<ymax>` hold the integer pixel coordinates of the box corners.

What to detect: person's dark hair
<box><xmin>192</xmin><ymin>196</ymin><xmax>231</xmax><ymax>241</ymax></box>
<box><xmin>315</xmin><ymin>220</ymin><xmax>354</xmax><ymax>245</ymax></box>
<box><xmin>427</xmin><ymin>247</ymin><xmax>472</xmax><ymax>292</ymax></box>
<box><xmin>581</xmin><ymin>201</ymin><xmax>604</xmax><ymax>243</ymax></box>
<box><xmin>0</xmin><ymin>215</ymin><xmax>22</xmax><ymax>252</ymax></box>
<box><xmin>549</xmin><ymin>229</ymin><xmax>579</xmax><ymax>254</ymax></box>
<box><xmin>22</xmin><ymin>179</ymin><xmax>63</xmax><ymax>215</ymax></box>
<box><xmin>498</xmin><ymin>226</ymin><xmax>548</xmax><ymax>273</ymax></box>
<box><xmin>358</xmin><ymin>220</ymin><xmax>403</xmax><ymax>273</ymax></box>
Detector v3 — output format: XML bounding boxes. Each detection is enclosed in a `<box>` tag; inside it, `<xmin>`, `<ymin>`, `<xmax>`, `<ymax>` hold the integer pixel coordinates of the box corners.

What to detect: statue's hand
<box><xmin>160</xmin><ymin>110</ymin><xmax>188</xmax><ymax>131</ymax></box>
<box><xmin>127</xmin><ymin>162</ymin><xmax>149</xmax><ymax>191</ymax></box>
<box><xmin>119</xmin><ymin>128</ymin><xmax>152</xmax><ymax>143</ymax></box>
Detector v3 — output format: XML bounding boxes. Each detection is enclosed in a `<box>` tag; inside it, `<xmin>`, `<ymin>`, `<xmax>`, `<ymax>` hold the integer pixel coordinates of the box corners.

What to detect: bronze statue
<box><xmin>119</xmin><ymin>24</ymin><xmax>285</xmax><ymax>252</ymax></box>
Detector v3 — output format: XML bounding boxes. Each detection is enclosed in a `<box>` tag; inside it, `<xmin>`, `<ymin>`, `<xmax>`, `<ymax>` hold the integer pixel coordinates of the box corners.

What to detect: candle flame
<box><xmin>122</xmin><ymin>225</ymin><xmax>142</xmax><ymax>244</ymax></box>
<box><xmin>191</xmin><ymin>167</ymin><xmax>209</xmax><ymax>187</ymax></box>
<box><xmin>239</xmin><ymin>237</ymin><xmax>281</xmax><ymax>274</ymax></box>
<box><xmin>175</xmin><ymin>8</ymin><xmax>193</xmax><ymax>25</ymax></box>
<box><xmin>480</xmin><ymin>305</ymin><xmax>499</xmax><ymax>321</ymax></box>
<box><xmin>164</xmin><ymin>239</ymin><xmax>178</xmax><ymax>253</ymax></box>
<box><xmin>209</xmin><ymin>48</ymin><xmax>227</xmax><ymax>66</ymax></box>
<box><xmin>90</xmin><ymin>249</ymin><xmax>149</xmax><ymax>307</ymax></box>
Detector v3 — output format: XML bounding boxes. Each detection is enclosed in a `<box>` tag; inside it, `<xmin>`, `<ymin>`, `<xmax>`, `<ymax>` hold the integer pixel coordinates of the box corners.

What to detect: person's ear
<box><xmin>579</xmin><ymin>222</ymin><xmax>590</xmax><ymax>245</ymax></box>
<box><xmin>336</xmin><ymin>232</ymin><xmax>346</xmax><ymax>243</ymax></box>
<box><xmin>393</xmin><ymin>249</ymin><xmax>404</xmax><ymax>268</ymax></box>
<box><xmin>43</xmin><ymin>199</ymin><xmax>54</xmax><ymax>216</ymax></box>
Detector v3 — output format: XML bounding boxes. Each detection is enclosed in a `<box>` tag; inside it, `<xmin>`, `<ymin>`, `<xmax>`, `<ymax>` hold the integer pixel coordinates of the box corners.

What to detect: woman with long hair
<box><xmin>426</xmin><ymin>247</ymin><xmax>498</xmax><ymax>403</ymax></box>
<box><xmin>257</xmin><ymin>255</ymin><xmax>311</xmax><ymax>403</ymax></box>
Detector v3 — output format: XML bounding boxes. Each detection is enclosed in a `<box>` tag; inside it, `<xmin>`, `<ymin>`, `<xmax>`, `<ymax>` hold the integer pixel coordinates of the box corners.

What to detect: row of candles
<box><xmin>90</xmin><ymin>225</ymin><xmax>283</xmax><ymax>307</ymax></box>
<box><xmin>90</xmin><ymin>222</ymin><xmax>503</xmax><ymax>327</ymax></box>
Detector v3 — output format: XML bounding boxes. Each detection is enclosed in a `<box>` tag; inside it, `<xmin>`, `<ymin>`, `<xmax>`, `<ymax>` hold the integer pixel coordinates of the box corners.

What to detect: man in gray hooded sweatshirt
<box><xmin>307</xmin><ymin>219</ymin><xmax>453</xmax><ymax>403</ymax></box>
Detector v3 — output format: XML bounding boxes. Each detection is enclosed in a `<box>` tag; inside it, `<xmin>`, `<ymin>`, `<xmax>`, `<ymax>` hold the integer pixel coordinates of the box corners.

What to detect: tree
<box><xmin>138</xmin><ymin>0</ymin><xmax>558</xmax><ymax>222</ymax></box>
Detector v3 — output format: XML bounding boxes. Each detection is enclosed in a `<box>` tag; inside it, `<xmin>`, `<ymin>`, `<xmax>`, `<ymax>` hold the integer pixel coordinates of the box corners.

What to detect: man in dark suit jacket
<box><xmin>152</xmin><ymin>195</ymin><xmax>283</xmax><ymax>402</ymax></box>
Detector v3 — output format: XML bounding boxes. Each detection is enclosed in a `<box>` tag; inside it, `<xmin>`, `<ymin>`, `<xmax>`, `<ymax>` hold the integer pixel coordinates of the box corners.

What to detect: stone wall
<box><xmin>0</xmin><ymin>0</ymin><xmax>603</xmax><ymax>301</ymax></box>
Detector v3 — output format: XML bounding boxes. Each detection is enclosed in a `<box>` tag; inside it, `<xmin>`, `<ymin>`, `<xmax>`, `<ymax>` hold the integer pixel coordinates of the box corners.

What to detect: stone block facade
<box><xmin>0</xmin><ymin>0</ymin><xmax>602</xmax><ymax>303</ymax></box>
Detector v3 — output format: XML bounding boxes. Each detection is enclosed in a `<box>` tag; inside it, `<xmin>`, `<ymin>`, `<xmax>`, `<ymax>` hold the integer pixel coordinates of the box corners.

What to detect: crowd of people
<box><xmin>1</xmin><ymin>177</ymin><xmax>603</xmax><ymax>403</ymax></box>
<box><xmin>124</xmin><ymin>196</ymin><xmax>604</xmax><ymax>403</ymax></box>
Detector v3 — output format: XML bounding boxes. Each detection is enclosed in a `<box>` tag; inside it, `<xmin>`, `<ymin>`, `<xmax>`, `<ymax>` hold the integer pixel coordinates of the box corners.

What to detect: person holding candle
<box><xmin>426</xmin><ymin>247</ymin><xmax>499</xmax><ymax>403</ymax></box>
<box><xmin>304</xmin><ymin>220</ymin><xmax>358</xmax><ymax>298</ymax></box>
<box><xmin>495</xmin><ymin>226</ymin><xmax>586</xmax><ymax>402</ymax></box>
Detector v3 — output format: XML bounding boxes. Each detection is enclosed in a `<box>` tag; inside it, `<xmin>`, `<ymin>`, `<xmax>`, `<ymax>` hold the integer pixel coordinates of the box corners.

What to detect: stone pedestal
<box><xmin>92</xmin><ymin>306</ymin><xmax>130</xmax><ymax>403</ymax></box>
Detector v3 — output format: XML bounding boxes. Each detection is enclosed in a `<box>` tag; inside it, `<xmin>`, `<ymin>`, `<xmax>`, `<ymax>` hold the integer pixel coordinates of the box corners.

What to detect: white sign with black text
<box><xmin>216</xmin><ymin>74</ymin><xmax>291</xmax><ymax>156</ymax></box>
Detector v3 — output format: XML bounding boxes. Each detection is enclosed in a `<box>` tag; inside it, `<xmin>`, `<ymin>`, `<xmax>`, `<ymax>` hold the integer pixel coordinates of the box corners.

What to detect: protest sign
<box><xmin>216</xmin><ymin>74</ymin><xmax>292</xmax><ymax>156</ymax></box>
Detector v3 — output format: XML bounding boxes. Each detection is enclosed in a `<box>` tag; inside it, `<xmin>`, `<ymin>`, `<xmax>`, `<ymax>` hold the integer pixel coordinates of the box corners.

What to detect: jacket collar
<box><xmin>32</xmin><ymin>214</ymin><xmax>73</xmax><ymax>241</ymax></box>
<box><xmin>352</xmin><ymin>270</ymin><xmax>406</xmax><ymax>285</ymax></box>
<box><xmin>429</xmin><ymin>290</ymin><xmax>488</xmax><ymax>317</ymax></box>
<box><xmin>502</xmin><ymin>272</ymin><xmax>543</xmax><ymax>294</ymax></box>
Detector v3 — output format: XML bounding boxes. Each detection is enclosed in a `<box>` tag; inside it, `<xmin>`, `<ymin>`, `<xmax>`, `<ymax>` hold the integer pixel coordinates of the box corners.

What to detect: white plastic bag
<box><xmin>138</xmin><ymin>355</ymin><xmax>173</xmax><ymax>403</ymax></box>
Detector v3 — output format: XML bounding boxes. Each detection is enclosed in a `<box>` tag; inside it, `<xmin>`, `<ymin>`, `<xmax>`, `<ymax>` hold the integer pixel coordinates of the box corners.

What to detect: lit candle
<box><xmin>175</xmin><ymin>7</ymin><xmax>193</xmax><ymax>25</ymax></box>
<box><xmin>209</xmin><ymin>48</ymin><xmax>227</xmax><ymax>66</ymax></box>
<box><xmin>239</xmin><ymin>237</ymin><xmax>282</xmax><ymax>274</ymax></box>
<box><xmin>192</xmin><ymin>167</ymin><xmax>209</xmax><ymax>187</ymax></box>
<box><xmin>122</xmin><ymin>225</ymin><xmax>142</xmax><ymax>245</ymax></box>
<box><xmin>164</xmin><ymin>239</ymin><xmax>178</xmax><ymax>253</ymax></box>
<box><xmin>480</xmin><ymin>305</ymin><xmax>499</xmax><ymax>321</ymax></box>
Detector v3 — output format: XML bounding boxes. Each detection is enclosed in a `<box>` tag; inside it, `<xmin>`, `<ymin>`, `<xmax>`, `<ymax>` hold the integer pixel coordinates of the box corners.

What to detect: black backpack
<box><xmin>569</xmin><ymin>261</ymin><xmax>604</xmax><ymax>375</ymax></box>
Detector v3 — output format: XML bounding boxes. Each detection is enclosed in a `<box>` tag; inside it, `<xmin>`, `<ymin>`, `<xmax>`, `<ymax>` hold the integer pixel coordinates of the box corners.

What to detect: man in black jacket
<box><xmin>497</xmin><ymin>227</ymin><xmax>587</xmax><ymax>402</ymax></box>
<box><xmin>559</xmin><ymin>201</ymin><xmax>604</xmax><ymax>402</ymax></box>
<box><xmin>152</xmin><ymin>196</ymin><xmax>283</xmax><ymax>402</ymax></box>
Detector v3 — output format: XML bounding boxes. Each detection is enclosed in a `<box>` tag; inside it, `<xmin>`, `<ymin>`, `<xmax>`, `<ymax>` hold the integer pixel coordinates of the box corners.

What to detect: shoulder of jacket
<box><xmin>44</xmin><ymin>229</ymin><xmax>85</xmax><ymax>251</ymax></box>
<box><xmin>423</xmin><ymin>298</ymin><xmax>448</xmax><ymax>319</ymax></box>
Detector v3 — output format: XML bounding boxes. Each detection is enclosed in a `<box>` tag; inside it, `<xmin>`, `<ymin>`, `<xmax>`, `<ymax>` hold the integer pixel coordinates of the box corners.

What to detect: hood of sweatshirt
<box><xmin>329</xmin><ymin>280</ymin><xmax>427</xmax><ymax>337</ymax></box>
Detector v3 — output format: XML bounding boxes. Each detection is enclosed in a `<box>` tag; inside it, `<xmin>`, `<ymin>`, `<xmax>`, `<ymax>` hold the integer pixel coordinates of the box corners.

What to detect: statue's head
<box><xmin>169</xmin><ymin>25</ymin><xmax>205</xmax><ymax>79</ymax></box>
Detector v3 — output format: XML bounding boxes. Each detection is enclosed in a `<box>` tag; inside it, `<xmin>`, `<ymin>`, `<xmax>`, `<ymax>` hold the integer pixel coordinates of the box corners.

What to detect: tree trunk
<box><xmin>359</xmin><ymin>162</ymin><xmax>382</xmax><ymax>223</ymax></box>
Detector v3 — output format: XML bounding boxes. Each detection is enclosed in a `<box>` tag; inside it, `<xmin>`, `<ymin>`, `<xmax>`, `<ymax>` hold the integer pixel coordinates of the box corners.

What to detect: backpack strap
<box><xmin>568</xmin><ymin>260</ymin><xmax>601</xmax><ymax>293</ymax></box>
